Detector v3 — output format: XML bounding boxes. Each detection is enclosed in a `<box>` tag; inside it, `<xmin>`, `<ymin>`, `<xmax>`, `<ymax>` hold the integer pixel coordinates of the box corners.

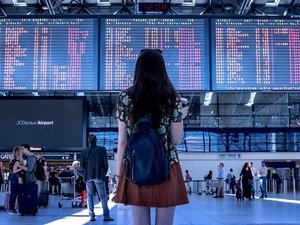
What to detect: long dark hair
<box><xmin>242</xmin><ymin>162</ymin><xmax>249</xmax><ymax>171</ymax></box>
<box><xmin>128</xmin><ymin>49</ymin><xmax>178</xmax><ymax>128</ymax></box>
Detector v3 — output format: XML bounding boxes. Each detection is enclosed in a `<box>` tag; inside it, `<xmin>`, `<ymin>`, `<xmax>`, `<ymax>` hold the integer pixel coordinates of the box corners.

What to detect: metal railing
<box><xmin>189</xmin><ymin>178</ymin><xmax>300</xmax><ymax>195</ymax></box>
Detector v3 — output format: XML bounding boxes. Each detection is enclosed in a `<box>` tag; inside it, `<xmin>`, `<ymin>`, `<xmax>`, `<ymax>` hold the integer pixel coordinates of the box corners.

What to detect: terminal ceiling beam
<box><xmin>49</xmin><ymin>0</ymin><xmax>65</xmax><ymax>14</ymax></box>
<box><xmin>44</xmin><ymin>0</ymin><xmax>55</xmax><ymax>14</ymax></box>
<box><xmin>0</xmin><ymin>0</ymin><xmax>298</xmax><ymax>16</ymax></box>
<box><xmin>62</xmin><ymin>0</ymin><xmax>93</xmax><ymax>15</ymax></box>
<box><xmin>239</xmin><ymin>0</ymin><xmax>265</xmax><ymax>15</ymax></box>
<box><xmin>113</xmin><ymin>0</ymin><xmax>136</xmax><ymax>14</ymax></box>
<box><xmin>200</xmin><ymin>0</ymin><xmax>244</xmax><ymax>15</ymax></box>
<box><xmin>0</xmin><ymin>1</ymin><xmax>7</xmax><ymax>16</ymax></box>
<box><xmin>226</xmin><ymin>0</ymin><xmax>243</xmax><ymax>14</ymax></box>
<box><xmin>239</xmin><ymin>0</ymin><xmax>252</xmax><ymax>14</ymax></box>
<box><xmin>283</xmin><ymin>0</ymin><xmax>300</xmax><ymax>15</ymax></box>
<box><xmin>200</xmin><ymin>0</ymin><xmax>230</xmax><ymax>14</ymax></box>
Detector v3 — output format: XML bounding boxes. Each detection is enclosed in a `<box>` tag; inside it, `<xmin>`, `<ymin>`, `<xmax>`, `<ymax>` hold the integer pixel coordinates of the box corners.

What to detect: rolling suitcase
<box><xmin>38</xmin><ymin>189</ymin><xmax>49</xmax><ymax>208</ymax></box>
<box><xmin>19</xmin><ymin>183</ymin><xmax>38</xmax><ymax>216</ymax></box>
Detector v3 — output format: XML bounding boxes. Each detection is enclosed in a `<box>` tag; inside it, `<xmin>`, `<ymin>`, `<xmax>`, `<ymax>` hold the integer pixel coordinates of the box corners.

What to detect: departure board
<box><xmin>0</xmin><ymin>18</ymin><xmax>98</xmax><ymax>91</ymax></box>
<box><xmin>100</xmin><ymin>17</ymin><xmax>210</xmax><ymax>91</ymax></box>
<box><xmin>211</xmin><ymin>18</ymin><xmax>300</xmax><ymax>91</ymax></box>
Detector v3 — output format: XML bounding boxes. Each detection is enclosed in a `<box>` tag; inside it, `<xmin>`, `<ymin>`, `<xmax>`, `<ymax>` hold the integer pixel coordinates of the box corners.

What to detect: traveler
<box><xmin>250</xmin><ymin>162</ymin><xmax>259</xmax><ymax>198</ymax></box>
<box><xmin>80</xmin><ymin>134</ymin><xmax>113</xmax><ymax>222</ymax></box>
<box><xmin>113</xmin><ymin>48</ymin><xmax>189</xmax><ymax>225</ymax></box>
<box><xmin>214</xmin><ymin>162</ymin><xmax>225</xmax><ymax>198</ymax></box>
<box><xmin>259</xmin><ymin>160</ymin><xmax>268</xmax><ymax>198</ymax></box>
<box><xmin>226</xmin><ymin>168</ymin><xmax>236</xmax><ymax>194</ymax></box>
<box><xmin>240</xmin><ymin>162</ymin><xmax>253</xmax><ymax>200</ymax></box>
<box><xmin>20</xmin><ymin>144</ymin><xmax>39</xmax><ymax>215</ymax></box>
<box><xmin>21</xmin><ymin>144</ymin><xmax>38</xmax><ymax>185</ymax></box>
<box><xmin>8</xmin><ymin>146</ymin><xmax>25</xmax><ymax>215</ymax></box>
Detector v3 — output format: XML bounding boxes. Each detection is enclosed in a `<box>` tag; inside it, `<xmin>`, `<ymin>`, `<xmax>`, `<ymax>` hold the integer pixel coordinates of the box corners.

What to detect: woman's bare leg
<box><xmin>155</xmin><ymin>207</ymin><xmax>176</xmax><ymax>225</ymax></box>
<box><xmin>131</xmin><ymin>206</ymin><xmax>151</xmax><ymax>225</ymax></box>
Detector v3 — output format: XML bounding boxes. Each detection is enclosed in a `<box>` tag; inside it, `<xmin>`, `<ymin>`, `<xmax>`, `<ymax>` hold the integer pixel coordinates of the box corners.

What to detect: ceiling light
<box><xmin>203</xmin><ymin>92</ymin><xmax>213</xmax><ymax>106</ymax></box>
<box><xmin>245</xmin><ymin>92</ymin><xmax>257</xmax><ymax>107</ymax></box>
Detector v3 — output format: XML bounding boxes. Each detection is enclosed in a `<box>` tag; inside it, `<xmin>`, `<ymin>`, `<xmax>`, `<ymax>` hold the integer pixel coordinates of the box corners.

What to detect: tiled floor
<box><xmin>1</xmin><ymin>193</ymin><xmax>300</xmax><ymax>225</ymax></box>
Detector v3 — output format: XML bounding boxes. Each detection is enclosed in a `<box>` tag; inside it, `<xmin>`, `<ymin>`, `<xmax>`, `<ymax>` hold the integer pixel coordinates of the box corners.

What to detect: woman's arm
<box><xmin>13</xmin><ymin>161</ymin><xmax>24</xmax><ymax>173</ymax></box>
<box><xmin>239</xmin><ymin>170</ymin><xmax>244</xmax><ymax>180</ymax></box>
<box><xmin>170</xmin><ymin>106</ymin><xmax>189</xmax><ymax>145</ymax></box>
<box><xmin>116</xmin><ymin>120</ymin><xmax>127</xmax><ymax>176</ymax></box>
<box><xmin>170</xmin><ymin>121</ymin><xmax>183</xmax><ymax>145</ymax></box>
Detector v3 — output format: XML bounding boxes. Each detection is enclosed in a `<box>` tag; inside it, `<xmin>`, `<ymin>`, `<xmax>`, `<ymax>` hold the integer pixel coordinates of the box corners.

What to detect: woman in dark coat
<box><xmin>240</xmin><ymin>162</ymin><xmax>254</xmax><ymax>200</ymax></box>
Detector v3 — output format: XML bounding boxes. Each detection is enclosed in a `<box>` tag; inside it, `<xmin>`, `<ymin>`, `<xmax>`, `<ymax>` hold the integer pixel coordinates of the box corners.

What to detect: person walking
<box><xmin>240</xmin><ymin>162</ymin><xmax>254</xmax><ymax>200</ymax></box>
<box><xmin>80</xmin><ymin>134</ymin><xmax>113</xmax><ymax>222</ymax></box>
<box><xmin>112</xmin><ymin>48</ymin><xmax>189</xmax><ymax>225</ymax></box>
<box><xmin>259</xmin><ymin>160</ymin><xmax>268</xmax><ymax>198</ymax></box>
<box><xmin>226</xmin><ymin>168</ymin><xmax>236</xmax><ymax>194</ymax></box>
<box><xmin>250</xmin><ymin>162</ymin><xmax>259</xmax><ymax>198</ymax></box>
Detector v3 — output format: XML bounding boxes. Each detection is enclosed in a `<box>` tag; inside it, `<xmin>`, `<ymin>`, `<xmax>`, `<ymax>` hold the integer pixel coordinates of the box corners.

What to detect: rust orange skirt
<box><xmin>112</xmin><ymin>162</ymin><xmax>189</xmax><ymax>207</ymax></box>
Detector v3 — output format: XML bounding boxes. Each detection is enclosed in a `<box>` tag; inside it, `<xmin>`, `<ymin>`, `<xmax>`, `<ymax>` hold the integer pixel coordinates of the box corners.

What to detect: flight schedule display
<box><xmin>212</xmin><ymin>18</ymin><xmax>300</xmax><ymax>91</ymax></box>
<box><xmin>0</xmin><ymin>18</ymin><xmax>98</xmax><ymax>91</ymax></box>
<box><xmin>100</xmin><ymin>17</ymin><xmax>210</xmax><ymax>91</ymax></box>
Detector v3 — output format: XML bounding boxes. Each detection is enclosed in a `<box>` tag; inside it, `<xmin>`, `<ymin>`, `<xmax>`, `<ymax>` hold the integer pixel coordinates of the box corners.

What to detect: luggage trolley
<box><xmin>58</xmin><ymin>175</ymin><xmax>81</xmax><ymax>208</ymax></box>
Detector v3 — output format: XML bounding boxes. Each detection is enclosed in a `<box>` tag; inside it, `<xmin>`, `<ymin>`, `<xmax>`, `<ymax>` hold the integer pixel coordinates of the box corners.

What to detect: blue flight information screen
<box><xmin>100</xmin><ymin>17</ymin><xmax>210</xmax><ymax>91</ymax></box>
<box><xmin>211</xmin><ymin>18</ymin><xmax>300</xmax><ymax>91</ymax></box>
<box><xmin>0</xmin><ymin>18</ymin><xmax>98</xmax><ymax>91</ymax></box>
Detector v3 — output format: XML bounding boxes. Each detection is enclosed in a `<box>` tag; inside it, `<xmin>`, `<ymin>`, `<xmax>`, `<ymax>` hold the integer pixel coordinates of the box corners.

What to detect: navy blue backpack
<box><xmin>126</xmin><ymin>118</ymin><xmax>169</xmax><ymax>186</ymax></box>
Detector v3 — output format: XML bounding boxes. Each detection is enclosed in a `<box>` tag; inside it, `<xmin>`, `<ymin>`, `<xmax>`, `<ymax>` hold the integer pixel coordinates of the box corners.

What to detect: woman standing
<box><xmin>113</xmin><ymin>48</ymin><xmax>189</xmax><ymax>225</ymax></box>
<box><xmin>8</xmin><ymin>146</ymin><xmax>26</xmax><ymax>214</ymax></box>
<box><xmin>240</xmin><ymin>162</ymin><xmax>254</xmax><ymax>200</ymax></box>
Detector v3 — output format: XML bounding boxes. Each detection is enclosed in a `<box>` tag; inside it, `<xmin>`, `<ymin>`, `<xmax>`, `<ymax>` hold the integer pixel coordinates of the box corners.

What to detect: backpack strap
<box><xmin>136</xmin><ymin>118</ymin><xmax>152</xmax><ymax>126</ymax></box>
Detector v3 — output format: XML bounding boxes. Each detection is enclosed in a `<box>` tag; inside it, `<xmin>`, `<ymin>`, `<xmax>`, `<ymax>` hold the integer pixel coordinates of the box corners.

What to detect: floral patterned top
<box><xmin>116</xmin><ymin>91</ymin><xmax>183</xmax><ymax>164</ymax></box>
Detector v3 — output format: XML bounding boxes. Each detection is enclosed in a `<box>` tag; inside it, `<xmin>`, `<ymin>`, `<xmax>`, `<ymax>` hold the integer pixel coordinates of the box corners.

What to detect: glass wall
<box><xmin>85</xmin><ymin>92</ymin><xmax>300</xmax><ymax>152</ymax></box>
<box><xmin>2</xmin><ymin>92</ymin><xmax>300</xmax><ymax>152</ymax></box>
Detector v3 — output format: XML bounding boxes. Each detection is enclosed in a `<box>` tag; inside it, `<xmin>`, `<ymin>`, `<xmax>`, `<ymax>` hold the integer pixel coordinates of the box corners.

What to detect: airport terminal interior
<box><xmin>0</xmin><ymin>0</ymin><xmax>300</xmax><ymax>224</ymax></box>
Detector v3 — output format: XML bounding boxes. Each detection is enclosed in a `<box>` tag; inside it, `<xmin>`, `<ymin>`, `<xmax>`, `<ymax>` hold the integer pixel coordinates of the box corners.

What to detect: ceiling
<box><xmin>0</xmin><ymin>0</ymin><xmax>299</xmax><ymax>16</ymax></box>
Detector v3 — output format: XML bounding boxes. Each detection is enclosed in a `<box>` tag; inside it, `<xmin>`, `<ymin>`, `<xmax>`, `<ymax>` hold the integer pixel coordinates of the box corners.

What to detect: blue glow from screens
<box><xmin>100</xmin><ymin>17</ymin><xmax>210</xmax><ymax>91</ymax></box>
<box><xmin>0</xmin><ymin>18</ymin><xmax>98</xmax><ymax>91</ymax></box>
<box><xmin>211</xmin><ymin>18</ymin><xmax>300</xmax><ymax>91</ymax></box>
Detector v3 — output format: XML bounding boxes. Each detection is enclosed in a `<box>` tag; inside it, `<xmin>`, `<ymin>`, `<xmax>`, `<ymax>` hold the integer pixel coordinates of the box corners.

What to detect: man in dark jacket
<box><xmin>21</xmin><ymin>144</ymin><xmax>37</xmax><ymax>184</ymax></box>
<box><xmin>80</xmin><ymin>134</ymin><xmax>113</xmax><ymax>222</ymax></box>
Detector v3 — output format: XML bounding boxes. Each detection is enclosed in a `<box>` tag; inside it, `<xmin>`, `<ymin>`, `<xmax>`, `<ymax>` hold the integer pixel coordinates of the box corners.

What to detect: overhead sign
<box><xmin>0</xmin><ymin>153</ymin><xmax>12</xmax><ymax>160</ymax></box>
<box><xmin>218</xmin><ymin>153</ymin><xmax>241</xmax><ymax>160</ymax></box>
